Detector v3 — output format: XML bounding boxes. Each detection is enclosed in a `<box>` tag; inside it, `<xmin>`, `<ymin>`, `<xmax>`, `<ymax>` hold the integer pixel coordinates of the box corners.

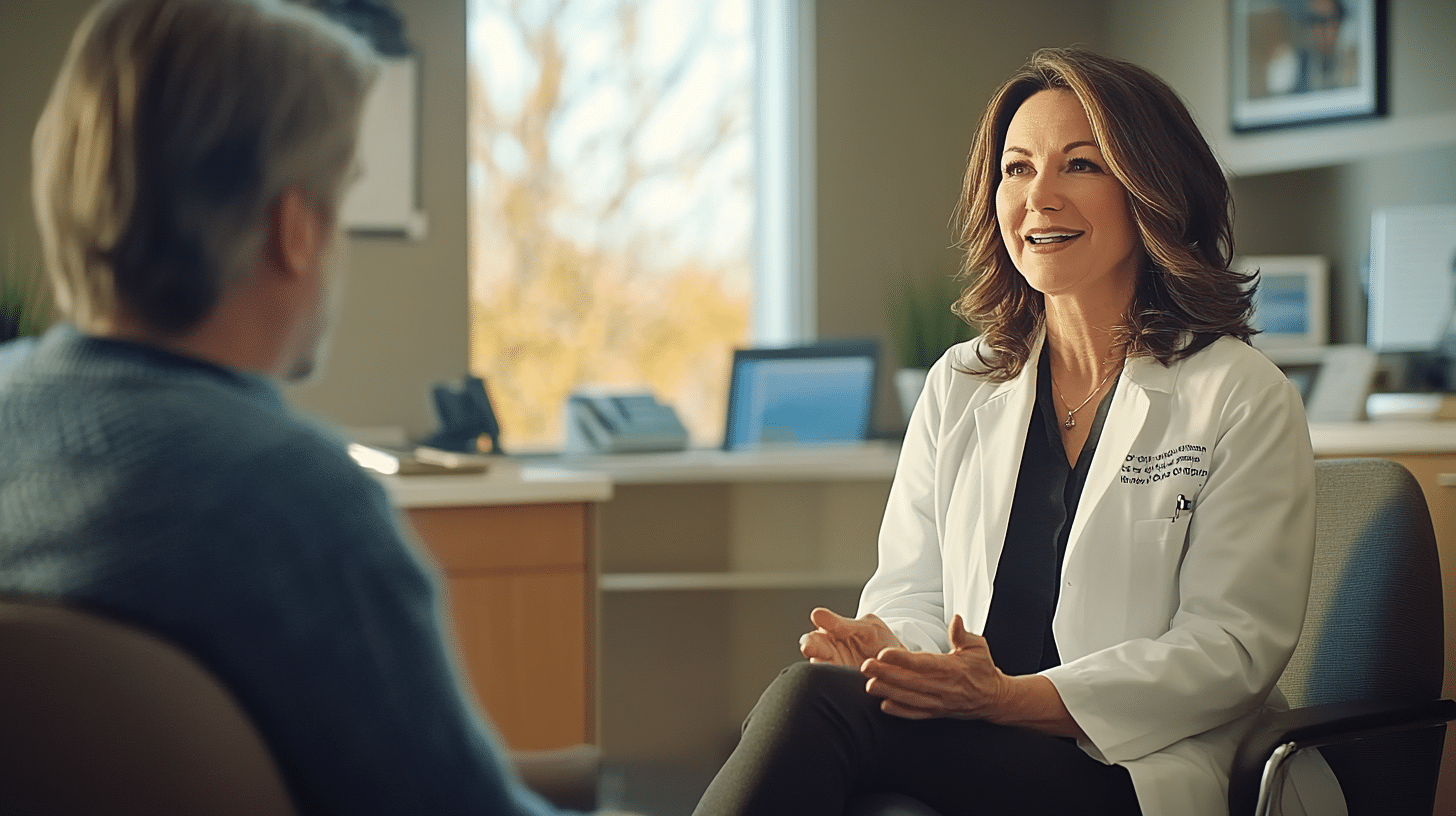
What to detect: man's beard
<box><xmin>285</xmin><ymin>321</ymin><xmax>331</xmax><ymax>382</ymax></box>
<box><xmin>284</xmin><ymin>245</ymin><xmax>343</xmax><ymax>383</ymax></box>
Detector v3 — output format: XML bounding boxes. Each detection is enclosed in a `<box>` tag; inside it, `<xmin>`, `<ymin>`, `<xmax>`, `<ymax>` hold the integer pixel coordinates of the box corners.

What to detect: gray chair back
<box><xmin>1278</xmin><ymin>458</ymin><xmax>1445</xmax><ymax>814</ymax></box>
<box><xmin>0</xmin><ymin>599</ymin><xmax>298</xmax><ymax>816</ymax></box>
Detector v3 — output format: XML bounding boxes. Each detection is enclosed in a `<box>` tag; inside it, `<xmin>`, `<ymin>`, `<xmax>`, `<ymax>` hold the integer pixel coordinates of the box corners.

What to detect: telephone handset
<box><xmin>564</xmin><ymin>390</ymin><xmax>689</xmax><ymax>454</ymax></box>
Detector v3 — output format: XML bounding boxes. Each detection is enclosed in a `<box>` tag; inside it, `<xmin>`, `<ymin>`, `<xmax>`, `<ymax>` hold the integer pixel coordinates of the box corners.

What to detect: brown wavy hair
<box><xmin>951</xmin><ymin>47</ymin><xmax>1255</xmax><ymax>381</ymax></box>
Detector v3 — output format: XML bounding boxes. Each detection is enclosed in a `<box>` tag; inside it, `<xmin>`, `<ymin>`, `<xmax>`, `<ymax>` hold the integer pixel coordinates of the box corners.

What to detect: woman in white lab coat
<box><xmin>693</xmin><ymin>47</ymin><xmax>1344</xmax><ymax>816</ymax></box>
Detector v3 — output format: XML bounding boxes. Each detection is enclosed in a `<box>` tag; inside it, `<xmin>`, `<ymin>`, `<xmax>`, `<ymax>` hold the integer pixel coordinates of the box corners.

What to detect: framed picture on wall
<box><xmin>1230</xmin><ymin>0</ymin><xmax>1386</xmax><ymax>132</ymax></box>
<box><xmin>1237</xmin><ymin>255</ymin><xmax>1330</xmax><ymax>351</ymax></box>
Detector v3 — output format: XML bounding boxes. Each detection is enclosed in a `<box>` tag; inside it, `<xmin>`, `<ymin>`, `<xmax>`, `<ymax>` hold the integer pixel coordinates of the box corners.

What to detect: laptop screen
<box><xmin>722</xmin><ymin>340</ymin><xmax>879</xmax><ymax>451</ymax></box>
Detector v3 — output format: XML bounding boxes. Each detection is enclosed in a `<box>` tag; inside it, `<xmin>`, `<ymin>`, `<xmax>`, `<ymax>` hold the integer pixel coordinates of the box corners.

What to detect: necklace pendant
<box><xmin>1064</xmin><ymin>412</ymin><xmax>1075</xmax><ymax>430</ymax></box>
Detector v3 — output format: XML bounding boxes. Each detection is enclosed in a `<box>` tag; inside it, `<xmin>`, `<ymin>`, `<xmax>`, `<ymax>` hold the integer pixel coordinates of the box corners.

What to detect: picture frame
<box><xmin>1230</xmin><ymin>0</ymin><xmax>1386</xmax><ymax>132</ymax></box>
<box><xmin>1238</xmin><ymin>255</ymin><xmax>1330</xmax><ymax>353</ymax></box>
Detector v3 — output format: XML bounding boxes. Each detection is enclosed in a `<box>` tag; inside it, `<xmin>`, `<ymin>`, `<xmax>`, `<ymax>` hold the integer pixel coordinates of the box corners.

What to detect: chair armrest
<box><xmin>511</xmin><ymin>744</ymin><xmax>601</xmax><ymax>812</ymax></box>
<box><xmin>1228</xmin><ymin>698</ymin><xmax>1456</xmax><ymax>815</ymax></box>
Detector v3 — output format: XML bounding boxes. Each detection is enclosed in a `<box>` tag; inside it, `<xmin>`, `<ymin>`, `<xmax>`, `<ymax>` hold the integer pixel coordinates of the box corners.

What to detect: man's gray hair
<box><xmin>33</xmin><ymin>0</ymin><xmax>378</xmax><ymax>333</ymax></box>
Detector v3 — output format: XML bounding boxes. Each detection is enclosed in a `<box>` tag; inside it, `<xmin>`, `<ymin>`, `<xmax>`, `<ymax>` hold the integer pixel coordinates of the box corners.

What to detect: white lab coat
<box><xmin>860</xmin><ymin>332</ymin><xmax>1346</xmax><ymax>816</ymax></box>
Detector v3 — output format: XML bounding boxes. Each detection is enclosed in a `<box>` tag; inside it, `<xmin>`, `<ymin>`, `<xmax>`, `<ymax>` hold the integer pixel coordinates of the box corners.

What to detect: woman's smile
<box><xmin>1024</xmin><ymin>228</ymin><xmax>1085</xmax><ymax>248</ymax></box>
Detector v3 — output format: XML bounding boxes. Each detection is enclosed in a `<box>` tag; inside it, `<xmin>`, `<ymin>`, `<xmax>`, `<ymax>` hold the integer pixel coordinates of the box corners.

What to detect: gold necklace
<box><xmin>1052</xmin><ymin>360</ymin><xmax>1123</xmax><ymax>430</ymax></box>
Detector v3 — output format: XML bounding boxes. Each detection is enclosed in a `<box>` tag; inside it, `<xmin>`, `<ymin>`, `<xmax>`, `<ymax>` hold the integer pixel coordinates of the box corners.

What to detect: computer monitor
<box><xmin>722</xmin><ymin>339</ymin><xmax>879</xmax><ymax>451</ymax></box>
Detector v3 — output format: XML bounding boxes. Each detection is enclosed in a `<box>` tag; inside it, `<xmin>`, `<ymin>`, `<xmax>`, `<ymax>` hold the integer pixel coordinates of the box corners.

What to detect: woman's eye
<box><xmin>1003</xmin><ymin>162</ymin><xmax>1030</xmax><ymax>177</ymax></box>
<box><xmin>1069</xmin><ymin>158</ymin><xmax>1102</xmax><ymax>172</ymax></box>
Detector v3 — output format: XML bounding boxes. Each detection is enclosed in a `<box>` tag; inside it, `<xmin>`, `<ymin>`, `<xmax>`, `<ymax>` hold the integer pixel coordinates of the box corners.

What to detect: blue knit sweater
<box><xmin>0</xmin><ymin>325</ymin><xmax>568</xmax><ymax>816</ymax></box>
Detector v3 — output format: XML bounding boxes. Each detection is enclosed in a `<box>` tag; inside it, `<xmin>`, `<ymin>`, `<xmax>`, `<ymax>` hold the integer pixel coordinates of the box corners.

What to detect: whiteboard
<box><xmin>342</xmin><ymin>56</ymin><xmax>426</xmax><ymax>237</ymax></box>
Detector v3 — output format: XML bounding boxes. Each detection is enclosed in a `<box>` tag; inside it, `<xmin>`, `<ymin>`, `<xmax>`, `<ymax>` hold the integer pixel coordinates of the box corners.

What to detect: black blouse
<box><xmin>979</xmin><ymin>347</ymin><xmax>1118</xmax><ymax>677</ymax></box>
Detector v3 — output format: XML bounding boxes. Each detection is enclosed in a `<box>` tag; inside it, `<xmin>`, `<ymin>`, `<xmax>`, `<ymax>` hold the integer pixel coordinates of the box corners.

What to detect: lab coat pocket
<box><xmin>1126</xmin><ymin>516</ymin><xmax>1193</xmax><ymax>636</ymax></box>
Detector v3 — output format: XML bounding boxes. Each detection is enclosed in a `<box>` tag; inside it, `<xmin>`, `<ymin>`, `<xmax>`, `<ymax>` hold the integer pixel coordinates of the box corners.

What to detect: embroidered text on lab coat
<box><xmin>1120</xmin><ymin>444</ymin><xmax>1208</xmax><ymax>485</ymax></box>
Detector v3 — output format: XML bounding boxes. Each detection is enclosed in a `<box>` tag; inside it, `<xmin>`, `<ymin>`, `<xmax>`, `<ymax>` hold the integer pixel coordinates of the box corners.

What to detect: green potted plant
<box><xmin>886</xmin><ymin>270</ymin><xmax>976</xmax><ymax>423</ymax></box>
<box><xmin>1</xmin><ymin>239</ymin><xmax>52</xmax><ymax>369</ymax></box>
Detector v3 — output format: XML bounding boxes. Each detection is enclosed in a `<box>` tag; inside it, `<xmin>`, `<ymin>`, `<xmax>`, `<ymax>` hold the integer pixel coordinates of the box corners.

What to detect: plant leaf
<box><xmin>885</xmin><ymin>269</ymin><xmax>975</xmax><ymax>369</ymax></box>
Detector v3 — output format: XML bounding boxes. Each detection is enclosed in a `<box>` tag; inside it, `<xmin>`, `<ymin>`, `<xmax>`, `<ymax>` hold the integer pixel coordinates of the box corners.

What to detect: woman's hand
<box><xmin>859</xmin><ymin>614</ymin><xmax>1010</xmax><ymax>720</ymax></box>
<box><xmin>860</xmin><ymin>615</ymin><xmax>1085</xmax><ymax>738</ymax></box>
<box><xmin>798</xmin><ymin>607</ymin><xmax>904</xmax><ymax>666</ymax></box>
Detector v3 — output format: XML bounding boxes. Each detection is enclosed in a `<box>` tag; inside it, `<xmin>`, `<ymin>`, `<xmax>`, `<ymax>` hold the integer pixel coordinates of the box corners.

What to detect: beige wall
<box><xmin>6</xmin><ymin>0</ymin><xmax>1453</xmax><ymax>432</ymax></box>
<box><xmin>1106</xmin><ymin>0</ymin><xmax>1456</xmax><ymax>346</ymax></box>
<box><xmin>285</xmin><ymin>0</ymin><xmax>470</xmax><ymax>437</ymax></box>
<box><xmin>0</xmin><ymin>0</ymin><xmax>92</xmax><ymax>272</ymax></box>
<box><xmin>1</xmin><ymin>0</ymin><xmax>1111</xmax><ymax>439</ymax></box>
<box><xmin>814</xmin><ymin>0</ymin><xmax>1109</xmax><ymax>431</ymax></box>
<box><xmin>0</xmin><ymin>0</ymin><xmax>466</xmax><ymax>438</ymax></box>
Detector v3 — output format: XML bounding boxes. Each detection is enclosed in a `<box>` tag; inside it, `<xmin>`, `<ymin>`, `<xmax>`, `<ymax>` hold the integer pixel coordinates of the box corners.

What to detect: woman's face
<box><xmin>995</xmin><ymin>90</ymin><xmax>1142</xmax><ymax>303</ymax></box>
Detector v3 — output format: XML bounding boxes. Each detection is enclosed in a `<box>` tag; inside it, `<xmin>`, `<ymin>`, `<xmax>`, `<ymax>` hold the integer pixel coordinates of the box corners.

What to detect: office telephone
<box><xmin>423</xmin><ymin>376</ymin><xmax>504</xmax><ymax>454</ymax></box>
<box><xmin>563</xmin><ymin>390</ymin><xmax>689</xmax><ymax>454</ymax></box>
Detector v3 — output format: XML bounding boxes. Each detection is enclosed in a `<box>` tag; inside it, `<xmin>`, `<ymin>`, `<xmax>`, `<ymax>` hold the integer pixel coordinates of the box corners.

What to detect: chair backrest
<box><xmin>0</xmin><ymin>599</ymin><xmax>298</xmax><ymax>816</ymax></box>
<box><xmin>1278</xmin><ymin>458</ymin><xmax>1445</xmax><ymax>814</ymax></box>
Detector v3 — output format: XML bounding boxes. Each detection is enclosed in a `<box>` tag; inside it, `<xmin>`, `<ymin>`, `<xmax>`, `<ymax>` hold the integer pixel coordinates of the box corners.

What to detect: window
<box><xmin>467</xmin><ymin>0</ymin><xmax>763</xmax><ymax>450</ymax></box>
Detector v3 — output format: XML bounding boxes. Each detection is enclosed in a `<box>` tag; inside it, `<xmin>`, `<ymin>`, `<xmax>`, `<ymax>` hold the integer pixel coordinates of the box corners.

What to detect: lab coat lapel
<box><xmin>1064</xmin><ymin>354</ymin><xmax>1176</xmax><ymax>557</ymax></box>
<box><xmin>968</xmin><ymin>334</ymin><xmax>1041</xmax><ymax>622</ymax></box>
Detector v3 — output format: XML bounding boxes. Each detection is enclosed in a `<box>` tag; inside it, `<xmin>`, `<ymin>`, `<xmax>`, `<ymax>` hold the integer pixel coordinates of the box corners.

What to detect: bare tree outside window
<box><xmin>468</xmin><ymin>0</ymin><xmax>753</xmax><ymax>449</ymax></box>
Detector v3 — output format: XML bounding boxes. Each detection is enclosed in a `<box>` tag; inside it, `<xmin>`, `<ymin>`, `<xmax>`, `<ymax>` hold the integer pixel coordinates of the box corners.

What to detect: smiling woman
<box><xmin>692</xmin><ymin>47</ymin><xmax>1346</xmax><ymax>816</ymax></box>
<box><xmin>955</xmin><ymin>48</ymin><xmax>1254</xmax><ymax>386</ymax></box>
<box><xmin>993</xmin><ymin>90</ymin><xmax>1143</xmax><ymax>445</ymax></box>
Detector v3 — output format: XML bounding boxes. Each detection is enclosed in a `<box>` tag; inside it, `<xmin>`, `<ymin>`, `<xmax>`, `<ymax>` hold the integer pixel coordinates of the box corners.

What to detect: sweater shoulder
<box><xmin>0</xmin><ymin>341</ymin><xmax>380</xmax><ymax>516</ymax></box>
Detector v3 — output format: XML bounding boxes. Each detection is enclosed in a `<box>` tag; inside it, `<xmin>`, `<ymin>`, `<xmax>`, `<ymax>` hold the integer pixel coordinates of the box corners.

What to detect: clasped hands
<box><xmin>798</xmin><ymin>607</ymin><xmax>1012</xmax><ymax>721</ymax></box>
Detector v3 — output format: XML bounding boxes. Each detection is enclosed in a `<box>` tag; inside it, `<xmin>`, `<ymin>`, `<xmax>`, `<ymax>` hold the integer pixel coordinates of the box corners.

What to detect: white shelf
<box><xmin>370</xmin><ymin>422</ymin><xmax>1456</xmax><ymax>508</ymax></box>
<box><xmin>1309</xmin><ymin>421</ymin><xmax>1456</xmax><ymax>457</ymax></box>
<box><xmin>375</xmin><ymin>466</ymin><xmax>612</xmax><ymax>508</ymax></box>
<box><xmin>1218</xmin><ymin>110</ymin><xmax>1456</xmax><ymax>177</ymax></box>
<box><xmin>600</xmin><ymin>570</ymin><xmax>870</xmax><ymax>592</ymax></box>
<box><xmin>541</xmin><ymin>441</ymin><xmax>901</xmax><ymax>485</ymax></box>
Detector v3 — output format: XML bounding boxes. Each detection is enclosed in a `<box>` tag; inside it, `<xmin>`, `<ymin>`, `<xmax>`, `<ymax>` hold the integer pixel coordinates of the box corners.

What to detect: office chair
<box><xmin>1228</xmin><ymin>457</ymin><xmax>1455</xmax><ymax>815</ymax></box>
<box><xmin>849</xmin><ymin>458</ymin><xmax>1455</xmax><ymax>816</ymax></box>
<box><xmin>0</xmin><ymin>599</ymin><xmax>298</xmax><ymax>816</ymax></box>
<box><xmin>0</xmin><ymin>598</ymin><xmax>601</xmax><ymax>814</ymax></box>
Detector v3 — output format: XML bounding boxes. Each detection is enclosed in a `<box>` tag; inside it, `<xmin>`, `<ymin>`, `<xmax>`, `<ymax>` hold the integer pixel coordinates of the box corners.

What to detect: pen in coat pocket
<box><xmin>1172</xmin><ymin>494</ymin><xmax>1193</xmax><ymax>522</ymax></box>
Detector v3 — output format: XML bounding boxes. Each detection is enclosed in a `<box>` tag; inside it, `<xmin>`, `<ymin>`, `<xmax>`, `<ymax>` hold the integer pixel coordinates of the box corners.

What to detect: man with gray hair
<box><xmin>0</xmin><ymin>1</ymin><xmax>589</xmax><ymax>813</ymax></box>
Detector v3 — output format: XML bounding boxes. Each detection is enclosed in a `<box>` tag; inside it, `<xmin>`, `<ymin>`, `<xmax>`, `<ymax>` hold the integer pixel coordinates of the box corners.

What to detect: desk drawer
<box><xmin>408</xmin><ymin>503</ymin><xmax>587</xmax><ymax>572</ymax></box>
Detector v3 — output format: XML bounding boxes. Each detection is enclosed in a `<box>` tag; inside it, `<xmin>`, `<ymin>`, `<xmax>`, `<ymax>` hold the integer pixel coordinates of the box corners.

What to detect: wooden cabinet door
<box><xmin>443</xmin><ymin>570</ymin><xmax>588</xmax><ymax>749</ymax></box>
<box><xmin>407</xmin><ymin>504</ymin><xmax>593</xmax><ymax>751</ymax></box>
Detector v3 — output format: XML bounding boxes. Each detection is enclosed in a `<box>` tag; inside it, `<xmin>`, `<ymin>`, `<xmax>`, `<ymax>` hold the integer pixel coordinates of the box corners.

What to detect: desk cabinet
<box><xmin>597</xmin><ymin>479</ymin><xmax>887</xmax><ymax>767</ymax></box>
<box><xmin>554</xmin><ymin>446</ymin><xmax>900</xmax><ymax>778</ymax></box>
<box><xmin>406</xmin><ymin>502</ymin><xmax>597</xmax><ymax>751</ymax></box>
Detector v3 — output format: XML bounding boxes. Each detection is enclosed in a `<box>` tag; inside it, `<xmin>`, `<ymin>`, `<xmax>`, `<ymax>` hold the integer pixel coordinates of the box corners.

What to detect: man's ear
<box><xmin>268</xmin><ymin>188</ymin><xmax>324</xmax><ymax>281</ymax></box>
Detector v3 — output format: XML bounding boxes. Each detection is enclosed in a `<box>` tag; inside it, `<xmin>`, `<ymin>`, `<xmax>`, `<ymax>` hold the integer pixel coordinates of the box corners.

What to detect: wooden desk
<box><xmin>376</xmin><ymin>469</ymin><xmax>611</xmax><ymax>751</ymax></box>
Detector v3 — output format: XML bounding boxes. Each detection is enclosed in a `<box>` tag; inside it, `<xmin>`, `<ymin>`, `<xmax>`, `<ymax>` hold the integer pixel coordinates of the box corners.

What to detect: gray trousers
<box><xmin>692</xmin><ymin>662</ymin><xmax>1141</xmax><ymax>816</ymax></box>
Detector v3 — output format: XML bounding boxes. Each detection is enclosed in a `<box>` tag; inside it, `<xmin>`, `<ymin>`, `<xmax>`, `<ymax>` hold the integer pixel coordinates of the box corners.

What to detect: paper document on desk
<box><xmin>348</xmin><ymin>444</ymin><xmax>520</xmax><ymax>477</ymax></box>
